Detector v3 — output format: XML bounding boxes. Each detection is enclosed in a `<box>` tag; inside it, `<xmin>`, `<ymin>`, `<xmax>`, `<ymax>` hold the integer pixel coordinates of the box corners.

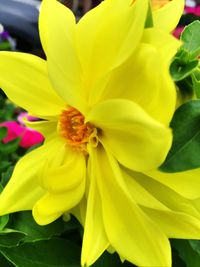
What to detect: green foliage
<box><xmin>0</xmin><ymin>252</ymin><xmax>14</xmax><ymax>267</ymax></box>
<box><xmin>92</xmin><ymin>252</ymin><xmax>134</xmax><ymax>267</ymax></box>
<box><xmin>0</xmin><ymin>238</ymin><xmax>81</xmax><ymax>267</ymax></box>
<box><xmin>0</xmin><ymin>229</ymin><xmax>26</xmax><ymax>247</ymax></box>
<box><xmin>170</xmin><ymin>58</ymin><xmax>198</xmax><ymax>81</ymax></box>
<box><xmin>181</xmin><ymin>21</ymin><xmax>200</xmax><ymax>60</ymax></box>
<box><xmin>0</xmin><ymin>210</ymin><xmax>136</xmax><ymax>267</ymax></box>
<box><xmin>0</xmin><ymin>138</ymin><xmax>20</xmax><ymax>155</ymax></box>
<box><xmin>7</xmin><ymin>212</ymin><xmax>70</xmax><ymax>243</ymax></box>
<box><xmin>170</xmin><ymin>21</ymin><xmax>200</xmax><ymax>100</ymax></box>
<box><xmin>172</xmin><ymin>240</ymin><xmax>200</xmax><ymax>267</ymax></box>
<box><xmin>192</xmin><ymin>68</ymin><xmax>200</xmax><ymax>98</ymax></box>
<box><xmin>0</xmin><ymin>184</ymin><xmax>9</xmax><ymax>231</ymax></box>
<box><xmin>0</xmin><ymin>127</ymin><xmax>8</xmax><ymax>140</ymax></box>
<box><xmin>160</xmin><ymin>100</ymin><xmax>200</xmax><ymax>172</ymax></box>
<box><xmin>145</xmin><ymin>1</ymin><xmax>153</xmax><ymax>28</ymax></box>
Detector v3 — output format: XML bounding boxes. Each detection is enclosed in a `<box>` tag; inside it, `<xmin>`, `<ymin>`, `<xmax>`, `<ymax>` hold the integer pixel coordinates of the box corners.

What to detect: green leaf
<box><xmin>172</xmin><ymin>246</ymin><xmax>187</xmax><ymax>267</ymax></box>
<box><xmin>170</xmin><ymin>58</ymin><xmax>198</xmax><ymax>81</ymax></box>
<box><xmin>0</xmin><ymin>252</ymin><xmax>14</xmax><ymax>267</ymax></box>
<box><xmin>172</xmin><ymin>240</ymin><xmax>200</xmax><ymax>267</ymax></box>
<box><xmin>0</xmin><ymin>138</ymin><xmax>20</xmax><ymax>155</ymax></box>
<box><xmin>181</xmin><ymin>20</ymin><xmax>200</xmax><ymax>60</ymax></box>
<box><xmin>1</xmin><ymin>166</ymin><xmax>14</xmax><ymax>187</ymax></box>
<box><xmin>160</xmin><ymin>100</ymin><xmax>200</xmax><ymax>172</ymax></box>
<box><xmin>0</xmin><ymin>184</ymin><xmax>9</xmax><ymax>231</ymax></box>
<box><xmin>0</xmin><ymin>238</ymin><xmax>81</xmax><ymax>267</ymax></box>
<box><xmin>0</xmin><ymin>161</ymin><xmax>11</xmax><ymax>172</ymax></box>
<box><xmin>192</xmin><ymin>70</ymin><xmax>200</xmax><ymax>98</ymax></box>
<box><xmin>92</xmin><ymin>252</ymin><xmax>134</xmax><ymax>267</ymax></box>
<box><xmin>0</xmin><ymin>127</ymin><xmax>7</xmax><ymax>140</ymax></box>
<box><xmin>0</xmin><ymin>229</ymin><xmax>26</xmax><ymax>247</ymax></box>
<box><xmin>145</xmin><ymin>2</ymin><xmax>153</xmax><ymax>28</ymax></box>
<box><xmin>7</xmin><ymin>211</ymin><xmax>68</xmax><ymax>243</ymax></box>
<box><xmin>189</xmin><ymin>240</ymin><xmax>200</xmax><ymax>253</ymax></box>
<box><xmin>0</xmin><ymin>42</ymin><xmax>11</xmax><ymax>51</ymax></box>
<box><xmin>0</xmin><ymin>215</ymin><xmax>9</xmax><ymax>231</ymax></box>
<box><xmin>176</xmin><ymin>76</ymin><xmax>194</xmax><ymax>101</ymax></box>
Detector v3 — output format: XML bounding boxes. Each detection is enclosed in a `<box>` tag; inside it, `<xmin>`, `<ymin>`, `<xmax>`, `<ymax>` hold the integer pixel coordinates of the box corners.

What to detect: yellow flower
<box><xmin>0</xmin><ymin>0</ymin><xmax>198</xmax><ymax>267</ymax></box>
<box><xmin>152</xmin><ymin>0</ymin><xmax>185</xmax><ymax>32</ymax></box>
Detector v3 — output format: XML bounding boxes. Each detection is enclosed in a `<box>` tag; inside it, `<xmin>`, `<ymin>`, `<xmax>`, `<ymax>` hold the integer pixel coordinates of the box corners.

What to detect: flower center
<box><xmin>59</xmin><ymin>107</ymin><xmax>96</xmax><ymax>153</ymax></box>
<box><xmin>151</xmin><ymin>0</ymin><xmax>170</xmax><ymax>10</ymax></box>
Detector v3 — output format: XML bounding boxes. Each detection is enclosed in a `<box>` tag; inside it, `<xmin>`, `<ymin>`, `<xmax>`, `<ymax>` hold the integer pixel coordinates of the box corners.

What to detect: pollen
<box><xmin>59</xmin><ymin>107</ymin><xmax>96</xmax><ymax>153</ymax></box>
<box><xmin>151</xmin><ymin>0</ymin><xmax>170</xmax><ymax>10</ymax></box>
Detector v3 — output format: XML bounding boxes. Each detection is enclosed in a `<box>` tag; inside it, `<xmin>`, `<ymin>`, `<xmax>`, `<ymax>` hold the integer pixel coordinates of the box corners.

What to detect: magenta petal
<box><xmin>0</xmin><ymin>121</ymin><xmax>44</xmax><ymax>148</ymax></box>
<box><xmin>0</xmin><ymin>121</ymin><xmax>24</xmax><ymax>143</ymax></box>
<box><xmin>185</xmin><ymin>6</ymin><xmax>200</xmax><ymax>16</ymax></box>
<box><xmin>20</xmin><ymin>129</ymin><xmax>44</xmax><ymax>148</ymax></box>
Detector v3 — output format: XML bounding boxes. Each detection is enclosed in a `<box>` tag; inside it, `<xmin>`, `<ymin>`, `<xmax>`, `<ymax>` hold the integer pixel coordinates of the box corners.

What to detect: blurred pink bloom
<box><xmin>173</xmin><ymin>26</ymin><xmax>184</xmax><ymax>39</ymax></box>
<box><xmin>185</xmin><ymin>6</ymin><xmax>200</xmax><ymax>16</ymax></box>
<box><xmin>17</xmin><ymin>112</ymin><xmax>38</xmax><ymax>125</ymax></box>
<box><xmin>0</xmin><ymin>114</ymin><xmax>44</xmax><ymax>148</ymax></box>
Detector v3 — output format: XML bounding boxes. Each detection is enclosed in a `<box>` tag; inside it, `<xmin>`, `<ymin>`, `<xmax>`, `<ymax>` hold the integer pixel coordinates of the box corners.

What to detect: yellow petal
<box><xmin>122</xmin><ymin>168</ymin><xmax>169</xmax><ymax>211</ymax></box>
<box><xmin>147</xmin><ymin>169</ymin><xmax>200</xmax><ymax>199</ymax></box>
<box><xmin>0</xmin><ymin>52</ymin><xmax>65</xmax><ymax>119</ymax></box>
<box><xmin>71</xmin><ymin>197</ymin><xmax>87</xmax><ymax>227</ymax></box>
<box><xmin>86</xmin><ymin>99</ymin><xmax>172</xmax><ymax>172</ymax></box>
<box><xmin>77</xmin><ymin>0</ymin><xmax>148</xmax><ymax>97</ymax></box>
<box><xmin>24</xmin><ymin>119</ymin><xmax>57</xmax><ymax>138</ymax></box>
<box><xmin>153</xmin><ymin>0</ymin><xmax>184</xmax><ymax>32</ymax></box>
<box><xmin>81</xmin><ymin>156</ymin><xmax>109</xmax><ymax>266</ymax></box>
<box><xmin>142</xmin><ymin>207</ymin><xmax>200</xmax><ymax>239</ymax></box>
<box><xmin>92</xmin><ymin>146</ymin><xmax>171</xmax><ymax>267</ymax></box>
<box><xmin>133</xmin><ymin>170</ymin><xmax>200</xmax><ymax>219</ymax></box>
<box><xmin>39</xmin><ymin>0</ymin><xmax>86</xmax><ymax>113</ymax></box>
<box><xmin>41</xmin><ymin>146</ymin><xmax>86</xmax><ymax>193</ymax></box>
<box><xmin>142</xmin><ymin>28</ymin><xmax>181</xmax><ymax>68</ymax></box>
<box><xmin>95</xmin><ymin>41</ymin><xmax>176</xmax><ymax>124</ymax></box>
<box><xmin>0</xmin><ymin>136</ymin><xmax>64</xmax><ymax>215</ymax></box>
<box><xmin>33</xmin><ymin>178</ymin><xmax>85</xmax><ymax>225</ymax></box>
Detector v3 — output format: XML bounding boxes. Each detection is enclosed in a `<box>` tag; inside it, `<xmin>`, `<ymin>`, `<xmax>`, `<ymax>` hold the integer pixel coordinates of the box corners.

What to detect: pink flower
<box><xmin>173</xmin><ymin>26</ymin><xmax>185</xmax><ymax>39</ymax></box>
<box><xmin>0</xmin><ymin>116</ymin><xmax>44</xmax><ymax>149</ymax></box>
<box><xmin>185</xmin><ymin>6</ymin><xmax>200</xmax><ymax>16</ymax></box>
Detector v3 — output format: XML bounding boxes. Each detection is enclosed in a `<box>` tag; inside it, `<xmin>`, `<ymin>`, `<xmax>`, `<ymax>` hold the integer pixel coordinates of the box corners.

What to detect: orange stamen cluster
<box><xmin>59</xmin><ymin>107</ymin><xmax>95</xmax><ymax>152</ymax></box>
<box><xmin>151</xmin><ymin>0</ymin><xmax>170</xmax><ymax>10</ymax></box>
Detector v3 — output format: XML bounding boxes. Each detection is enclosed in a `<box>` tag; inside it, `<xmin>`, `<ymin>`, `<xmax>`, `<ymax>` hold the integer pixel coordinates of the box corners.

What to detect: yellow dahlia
<box><xmin>1</xmin><ymin>1</ymin><xmax>199</xmax><ymax>267</ymax></box>
<box><xmin>152</xmin><ymin>0</ymin><xmax>185</xmax><ymax>32</ymax></box>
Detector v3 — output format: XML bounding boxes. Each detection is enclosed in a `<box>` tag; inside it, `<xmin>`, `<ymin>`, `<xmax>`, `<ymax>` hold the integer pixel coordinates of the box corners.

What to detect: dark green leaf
<box><xmin>176</xmin><ymin>76</ymin><xmax>194</xmax><ymax>102</ymax></box>
<box><xmin>92</xmin><ymin>252</ymin><xmax>134</xmax><ymax>267</ymax></box>
<box><xmin>1</xmin><ymin>166</ymin><xmax>14</xmax><ymax>187</ymax></box>
<box><xmin>0</xmin><ymin>127</ymin><xmax>7</xmax><ymax>140</ymax></box>
<box><xmin>0</xmin><ymin>252</ymin><xmax>14</xmax><ymax>267</ymax></box>
<box><xmin>7</xmin><ymin>211</ymin><xmax>68</xmax><ymax>243</ymax></box>
<box><xmin>0</xmin><ymin>214</ymin><xmax>9</xmax><ymax>232</ymax></box>
<box><xmin>0</xmin><ymin>238</ymin><xmax>81</xmax><ymax>267</ymax></box>
<box><xmin>170</xmin><ymin>58</ymin><xmax>198</xmax><ymax>81</ymax></box>
<box><xmin>160</xmin><ymin>100</ymin><xmax>200</xmax><ymax>172</ymax></box>
<box><xmin>145</xmin><ymin>2</ymin><xmax>153</xmax><ymax>28</ymax></box>
<box><xmin>0</xmin><ymin>161</ymin><xmax>11</xmax><ymax>172</ymax></box>
<box><xmin>172</xmin><ymin>246</ymin><xmax>187</xmax><ymax>267</ymax></box>
<box><xmin>192</xmin><ymin>70</ymin><xmax>200</xmax><ymax>98</ymax></box>
<box><xmin>0</xmin><ymin>138</ymin><xmax>20</xmax><ymax>155</ymax></box>
<box><xmin>189</xmin><ymin>240</ymin><xmax>200</xmax><ymax>253</ymax></box>
<box><xmin>0</xmin><ymin>184</ymin><xmax>9</xmax><ymax>231</ymax></box>
<box><xmin>181</xmin><ymin>20</ymin><xmax>200</xmax><ymax>60</ymax></box>
<box><xmin>0</xmin><ymin>229</ymin><xmax>26</xmax><ymax>247</ymax></box>
<box><xmin>172</xmin><ymin>240</ymin><xmax>200</xmax><ymax>267</ymax></box>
